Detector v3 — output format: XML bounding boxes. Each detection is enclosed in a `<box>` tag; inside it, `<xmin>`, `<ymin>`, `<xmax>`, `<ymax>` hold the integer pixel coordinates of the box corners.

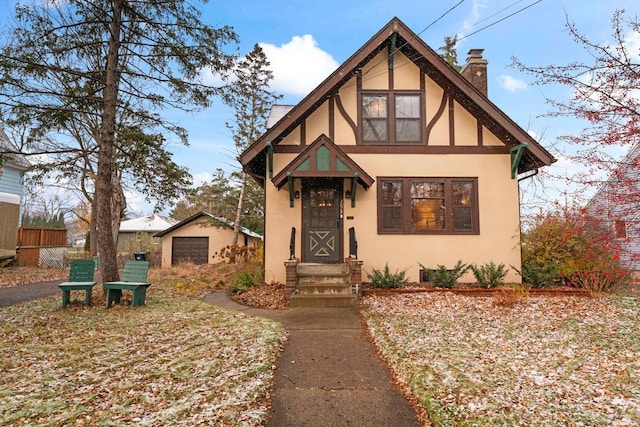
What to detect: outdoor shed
<box><xmin>118</xmin><ymin>214</ymin><xmax>178</xmax><ymax>249</ymax></box>
<box><xmin>154</xmin><ymin>211</ymin><xmax>262</xmax><ymax>267</ymax></box>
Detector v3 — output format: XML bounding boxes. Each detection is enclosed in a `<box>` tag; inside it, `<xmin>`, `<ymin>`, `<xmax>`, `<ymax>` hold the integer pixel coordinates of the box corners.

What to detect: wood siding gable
<box><xmin>272</xmin><ymin>134</ymin><xmax>374</xmax><ymax>189</ymax></box>
<box><xmin>586</xmin><ymin>144</ymin><xmax>640</xmax><ymax>269</ymax></box>
<box><xmin>240</xmin><ymin>17</ymin><xmax>555</xmax><ymax>182</ymax></box>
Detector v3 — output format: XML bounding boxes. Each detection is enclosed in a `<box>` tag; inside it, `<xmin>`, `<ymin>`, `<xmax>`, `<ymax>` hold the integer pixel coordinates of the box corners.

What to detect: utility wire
<box><xmin>456</xmin><ymin>0</ymin><xmax>527</xmax><ymax>35</ymax></box>
<box><xmin>361</xmin><ymin>0</ymin><xmax>467</xmax><ymax>78</ymax></box>
<box><xmin>346</xmin><ymin>0</ymin><xmax>543</xmax><ymax>89</ymax></box>
<box><xmin>416</xmin><ymin>0</ymin><xmax>467</xmax><ymax>37</ymax></box>
<box><xmin>457</xmin><ymin>0</ymin><xmax>544</xmax><ymax>42</ymax></box>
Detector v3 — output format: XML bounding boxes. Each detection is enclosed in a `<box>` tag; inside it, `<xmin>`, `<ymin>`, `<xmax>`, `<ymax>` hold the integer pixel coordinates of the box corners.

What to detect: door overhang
<box><xmin>272</xmin><ymin>135</ymin><xmax>374</xmax><ymax>207</ymax></box>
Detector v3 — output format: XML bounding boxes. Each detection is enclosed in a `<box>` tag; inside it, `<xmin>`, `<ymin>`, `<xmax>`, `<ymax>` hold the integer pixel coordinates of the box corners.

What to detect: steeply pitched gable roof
<box><xmin>154</xmin><ymin>211</ymin><xmax>262</xmax><ymax>239</ymax></box>
<box><xmin>272</xmin><ymin>134</ymin><xmax>374</xmax><ymax>189</ymax></box>
<box><xmin>240</xmin><ymin>17</ymin><xmax>554</xmax><ymax>180</ymax></box>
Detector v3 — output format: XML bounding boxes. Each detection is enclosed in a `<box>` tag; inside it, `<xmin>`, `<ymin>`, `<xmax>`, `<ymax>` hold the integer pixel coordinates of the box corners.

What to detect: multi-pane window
<box><xmin>361</xmin><ymin>92</ymin><xmax>421</xmax><ymax>143</ymax></box>
<box><xmin>613</xmin><ymin>219</ymin><xmax>627</xmax><ymax>239</ymax></box>
<box><xmin>395</xmin><ymin>95</ymin><xmax>421</xmax><ymax>142</ymax></box>
<box><xmin>411</xmin><ymin>182</ymin><xmax>445</xmax><ymax>231</ymax></box>
<box><xmin>381</xmin><ymin>181</ymin><xmax>402</xmax><ymax>230</ymax></box>
<box><xmin>453</xmin><ymin>181</ymin><xmax>474</xmax><ymax>231</ymax></box>
<box><xmin>309</xmin><ymin>189</ymin><xmax>336</xmax><ymax>227</ymax></box>
<box><xmin>378</xmin><ymin>178</ymin><xmax>479</xmax><ymax>234</ymax></box>
<box><xmin>362</xmin><ymin>95</ymin><xmax>388</xmax><ymax>141</ymax></box>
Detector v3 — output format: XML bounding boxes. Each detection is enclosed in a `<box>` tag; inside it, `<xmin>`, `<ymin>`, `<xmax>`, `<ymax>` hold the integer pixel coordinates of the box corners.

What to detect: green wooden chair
<box><xmin>104</xmin><ymin>261</ymin><xmax>151</xmax><ymax>308</ymax></box>
<box><xmin>58</xmin><ymin>259</ymin><xmax>97</xmax><ymax>308</ymax></box>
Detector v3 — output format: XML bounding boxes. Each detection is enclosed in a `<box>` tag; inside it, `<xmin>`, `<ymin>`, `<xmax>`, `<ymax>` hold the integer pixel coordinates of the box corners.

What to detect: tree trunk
<box><xmin>230</xmin><ymin>171</ymin><xmax>247</xmax><ymax>262</ymax></box>
<box><xmin>96</xmin><ymin>0</ymin><xmax>122</xmax><ymax>282</ymax></box>
<box><xmin>111</xmin><ymin>171</ymin><xmax>126</xmax><ymax>248</ymax></box>
<box><xmin>90</xmin><ymin>196</ymin><xmax>98</xmax><ymax>257</ymax></box>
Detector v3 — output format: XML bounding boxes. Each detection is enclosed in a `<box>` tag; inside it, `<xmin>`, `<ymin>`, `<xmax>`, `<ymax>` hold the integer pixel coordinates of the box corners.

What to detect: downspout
<box><xmin>266</xmin><ymin>141</ymin><xmax>273</xmax><ymax>179</ymax></box>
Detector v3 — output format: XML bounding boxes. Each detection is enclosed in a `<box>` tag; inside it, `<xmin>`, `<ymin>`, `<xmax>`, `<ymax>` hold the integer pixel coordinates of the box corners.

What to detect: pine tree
<box><xmin>222</xmin><ymin>44</ymin><xmax>281</xmax><ymax>251</ymax></box>
<box><xmin>438</xmin><ymin>36</ymin><xmax>462</xmax><ymax>72</ymax></box>
<box><xmin>0</xmin><ymin>1</ymin><xmax>237</xmax><ymax>280</ymax></box>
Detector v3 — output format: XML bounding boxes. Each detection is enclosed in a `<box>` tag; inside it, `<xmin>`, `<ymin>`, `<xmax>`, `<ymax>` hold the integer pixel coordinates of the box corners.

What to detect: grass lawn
<box><xmin>361</xmin><ymin>293</ymin><xmax>640</xmax><ymax>426</ymax></box>
<box><xmin>0</xmin><ymin>269</ymin><xmax>286</xmax><ymax>426</ymax></box>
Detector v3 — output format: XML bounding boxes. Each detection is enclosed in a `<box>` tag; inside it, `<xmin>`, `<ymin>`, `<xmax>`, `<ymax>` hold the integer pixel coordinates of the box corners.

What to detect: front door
<box><xmin>302</xmin><ymin>180</ymin><xmax>342</xmax><ymax>263</ymax></box>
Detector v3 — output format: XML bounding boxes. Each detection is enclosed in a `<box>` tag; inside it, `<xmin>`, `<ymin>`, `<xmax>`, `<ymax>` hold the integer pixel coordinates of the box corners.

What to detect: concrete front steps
<box><xmin>290</xmin><ymin>263</ymin><xmax>357</xmax><ymax>308</ymax></box>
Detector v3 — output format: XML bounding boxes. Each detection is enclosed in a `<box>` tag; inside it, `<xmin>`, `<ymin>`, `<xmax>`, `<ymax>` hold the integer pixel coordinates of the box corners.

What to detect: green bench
<box><xmin>104</xmin><ymin>261</ymin><xmax>151</xmax><ymax>308</ymax></box>
<box><xmin>58</xmin><ymin>259</ymin><xmax>97</xmax><ymax>308</ymax></box>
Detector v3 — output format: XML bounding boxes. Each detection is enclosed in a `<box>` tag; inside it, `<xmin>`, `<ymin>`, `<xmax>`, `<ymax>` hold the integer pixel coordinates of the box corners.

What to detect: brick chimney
<box><xmin>460</xmin><ymin>49</ymin><xmax>488</xmax><ymax>97</ymax></box>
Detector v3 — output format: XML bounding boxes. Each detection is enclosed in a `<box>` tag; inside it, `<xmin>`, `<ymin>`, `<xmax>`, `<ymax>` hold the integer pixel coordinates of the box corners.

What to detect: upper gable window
<box><xmin>361</xmin><ymin>91</ymin><xmax>422</xmax><ymax>144</ymax></box>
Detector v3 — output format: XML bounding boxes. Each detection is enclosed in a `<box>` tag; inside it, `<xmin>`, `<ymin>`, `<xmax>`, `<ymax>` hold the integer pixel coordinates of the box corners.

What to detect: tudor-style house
<box><xmin>240</xmin><ymin>18</ymin><xmax>555</xmax><ymax>305</ymax></box>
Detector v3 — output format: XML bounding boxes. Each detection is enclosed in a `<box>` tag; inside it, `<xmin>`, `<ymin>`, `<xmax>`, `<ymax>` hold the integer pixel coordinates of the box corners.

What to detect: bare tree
<box><xmin>514</xmin><ymin>10</ymin><xmax>640</xmax><ymax>216</ymax></box>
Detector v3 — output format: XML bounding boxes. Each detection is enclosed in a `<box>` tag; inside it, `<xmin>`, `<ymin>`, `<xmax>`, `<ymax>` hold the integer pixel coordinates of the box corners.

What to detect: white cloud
<box><xmin>259</xmin><ymin>35</ymin><xmax>339</xmax><ymax>96</ymax></box>
<box><xmin>201</xmin><ymin>34</ymin><xmax>338</xmax><ymax>97</ymax></box>
<box><xmin>192</xmin><ymin>171</ymin><xmax>212</xmax><ymax>186</ymax></box>
<box><xmin>457</xmin><ymin>0</ymin><xmax>488</xmax><ymax>42</ymax></box>
<box><xmin>625</xmin><ymin>30</ymin><xmax>640</xmax><ymax>61</ymax></box>
<box><xmin>498</xmin><ymin>74</ymin><xmax>528</xmax><ymax>92</ymax></box>
<box><xmin>527</xmin><ymin>129</ymin><xmax>540</xmax><ymax>140</ymax></box>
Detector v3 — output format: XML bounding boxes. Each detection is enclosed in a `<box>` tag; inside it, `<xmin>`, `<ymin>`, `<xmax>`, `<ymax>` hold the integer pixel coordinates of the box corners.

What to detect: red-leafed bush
<box><xmin>522</xmin><ymin>208</ymin><xmax>631</xmax><ymax>293</ymax></box>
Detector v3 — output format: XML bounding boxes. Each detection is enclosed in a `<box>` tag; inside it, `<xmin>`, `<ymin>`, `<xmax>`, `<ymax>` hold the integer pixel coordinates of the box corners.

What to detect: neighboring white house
<box><xmin>118</xmin><ymin>214</ymin><xmax>178</xmax><ymax>249</ymax></box>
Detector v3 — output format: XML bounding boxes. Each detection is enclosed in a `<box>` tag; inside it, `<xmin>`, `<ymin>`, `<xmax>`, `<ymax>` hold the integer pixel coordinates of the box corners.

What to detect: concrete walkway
<box><xmin>0</xmin><ymin>279</ymin><xmax>63</xmax><ymax>307</ymax></box>
<box><xmin>204</xmin><ymin>292</ymin><xmax>422</xmax><ymax>426</ymax></box>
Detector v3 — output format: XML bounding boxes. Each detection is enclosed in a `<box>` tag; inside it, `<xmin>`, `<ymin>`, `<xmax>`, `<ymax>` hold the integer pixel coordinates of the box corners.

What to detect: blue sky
<box><xmin>152</xmin><ymin>0</ymin><xmax>640</xmax><ymax>217</ymax></box>
<box><xmin>2</xmin><ymin>0</ymin><xmax>639</xmax><ymax>216</ymax></box>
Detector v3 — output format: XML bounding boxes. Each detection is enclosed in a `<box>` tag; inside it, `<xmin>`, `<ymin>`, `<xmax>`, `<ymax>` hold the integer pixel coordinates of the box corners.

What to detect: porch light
<box><xmin>345</xmin><ymin>190</ymin><xmax>351</xmax><ymax>199</ymax></box>
<box><xmin>294</xmin><ymin>191</ymin><xmax>300</xmax><ymax>199</ymax></box>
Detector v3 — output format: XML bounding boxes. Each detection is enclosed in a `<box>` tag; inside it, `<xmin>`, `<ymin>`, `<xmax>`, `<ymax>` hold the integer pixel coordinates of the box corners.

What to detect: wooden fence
<box><xmin>16</xmin><ymin>227</ymin><xmax>67</xmax><ymax>267</ymax></box>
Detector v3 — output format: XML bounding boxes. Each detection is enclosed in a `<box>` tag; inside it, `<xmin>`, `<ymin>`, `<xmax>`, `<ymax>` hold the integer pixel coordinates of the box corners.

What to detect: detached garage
<box><xmin>155</xmin><ymin>211</ymin><xmax>262</xmax><ymax>268</ymax></box>
<box><xmin>171</xmin><ymin>236</ymin><xmax>209</xmax><ymax>265</ymax></box>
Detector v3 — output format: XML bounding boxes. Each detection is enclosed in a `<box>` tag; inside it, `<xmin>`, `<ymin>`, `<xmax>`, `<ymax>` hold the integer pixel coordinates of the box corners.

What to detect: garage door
<box><xmin>171</xmin><ymin>237</ymin><xmax>209</xmax><ymax>265</ymax></box>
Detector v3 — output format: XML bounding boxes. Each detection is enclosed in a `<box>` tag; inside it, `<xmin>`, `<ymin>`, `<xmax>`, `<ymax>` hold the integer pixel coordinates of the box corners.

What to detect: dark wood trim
<box><xmin>388</xmin><ymin>65</ymin><xmax>395</xmax><ymax>143</ymax></box>
<box><xmin>344</xmin><ymin>145</ymin><xmax>509</xmax><ymax>154</ymax></box>
<box><xmin>377</xmin><ymin>176</ymin><xmax>480</xmax><ymax>235</ymax></box>
<box><xmin>420</xmin><ymin>71</ymin><xmax>426</xmax><ymax>145</ymax></box>
<box><xmin>279</xmin><ymin>171</ymin><xmax>358</xmax><ymax>179</ymax></box>
<box><xmin>356</xmin><ymin>72</ymin><xmax>363</xmax><ymax>145</ymax></box>
<box><xmin>477</xmin><ymin>120</ymin><xmax>483</xmax><ymax>146</ymax></box>
<box><xmin>300</xmin><ymin>121</ymin><xmax>306</xmax><ymax>146</ymax></box>
<box><xmin>275</xmin><ymin>144</ymin><xmax>510</xmax><ymax>155</ymax></box>
<box><xmin>335</xmin><ymin>91</ymin><xmax>357</xmax><ymax>140</ymax></box>
<box><xmin>448</xmin><ymin>94</ymin><xmax>455</xmax><ymax>146</ymax></box>
<box><xmin>388</xmin><ymin>54</ymin><xmax>394</xmax><ymax>91</ymax></box>
<box><xmin>425</xmin><ymin>91</ymin><xmax>447</xmax><ymax>145</ymax></box>
<box><xmin>329</xmin><ymin>96</ymin><xmax>335</xmax><ymax>141</ymax></box>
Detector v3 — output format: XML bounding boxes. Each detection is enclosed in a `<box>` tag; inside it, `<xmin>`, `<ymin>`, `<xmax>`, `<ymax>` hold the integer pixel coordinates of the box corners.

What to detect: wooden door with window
<box><xmin>302</xmin><ymin>181</ymin><xmax>342</xmax><ymax>263</ymax></box>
